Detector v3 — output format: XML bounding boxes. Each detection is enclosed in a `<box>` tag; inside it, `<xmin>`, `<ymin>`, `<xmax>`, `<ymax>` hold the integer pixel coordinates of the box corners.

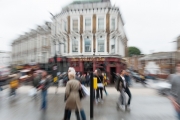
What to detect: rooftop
<box><xmin>139</xmin><ymin>52</ymin><xmax>176</xmax><ymax>61</ymax></box>
<box><xmin>72</xmin><ymin>0</ymin><xmax>110</xmax><ymax>4</ymax></box>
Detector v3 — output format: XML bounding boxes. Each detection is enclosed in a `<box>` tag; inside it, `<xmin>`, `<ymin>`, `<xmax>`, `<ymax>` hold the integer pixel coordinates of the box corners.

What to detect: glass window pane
<box><xmin>64</xmin><ymin>21</ymin><xmax>66</xmax><ymax>31</ymax></box>
<box><xmin>73</xmin><ymin>19</ymin><xmax>78</xmax><ymax>31</ymax></box>
<box><xmin>64</xmin><ymin>39</ymin><xmax>66</xmax><ymax>53</ymax></box>
<box><xmin>72</xmin><ymin>39</ymin><xmax>78</xmax><ymax>52</ymax></box>
<box><xmin>98</xmin><ymin>38</ymin><xmax>104</xmax><ymax>52</ymax></box>
<box><xmin>98</xmin><ymin>18</ymin><xmax>104</xmax><ymax>30</ymax></box>
<box><xmin>84</xmin><ymin>38</ymin><xmax>91</xmax><ymax>52</ymax></box>
<box><xmin>85</xmin><ymin>18</ymin><xmax>91</xmax><ymax>30</ymax></box>
<box><xmin>111</xmin><ymin>18</ymin><xmax>115</xmax><ymax>30</ymax></box>
<box><xmin>111</xmin><ymin>39</ymin><xmax>115</xmax><ymax>53</ymax></box>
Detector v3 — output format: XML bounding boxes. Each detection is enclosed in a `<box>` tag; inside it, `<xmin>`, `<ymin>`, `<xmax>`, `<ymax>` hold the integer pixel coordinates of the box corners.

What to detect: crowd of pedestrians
<box><xmin>1</xmin><ymin>65</ymin><xmax>134</xmax><ymax>120</ymax></box>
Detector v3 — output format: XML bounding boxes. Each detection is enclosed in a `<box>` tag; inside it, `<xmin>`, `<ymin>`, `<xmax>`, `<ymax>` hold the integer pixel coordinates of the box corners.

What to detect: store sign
<box><xmin>71</xmin><ymin>58</ymin><xmax>105</xmax><ymax>61</ymax></box>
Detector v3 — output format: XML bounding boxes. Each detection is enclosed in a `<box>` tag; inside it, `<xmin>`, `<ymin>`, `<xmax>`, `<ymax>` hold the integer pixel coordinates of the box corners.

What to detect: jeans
<box><xmin>0</xmin><ymin>86</ymin><xmax>3</xmax><ymax>91</ymax></box>
<box><xmin>119</xmin><ymin>89</ymin><xmax>126</xmax><ymax>106</ymax></box>
<box><xmin>125</xmin><ymin>87</ymin><xmax>131</xmax><ymax>105</ymax></box>
<box><xmin>10</xmin><ymin>88</ymin><xmax>16</xmax><ymax>96</ymax></box>
<box><xmin>177</xmin><ymin>111</ymin><xmax>180</xmax><ymax>120</ymax></box>
<box><xmin>104</xmin><ymin>86</ymin><xmax>108</xmax><ymax>95</ymax></box>
<box><xmin>41</xmin><ymin>90</ymin><xmax>47</xmax><ymax>109</ymax></box>
<box><xmin>64</xmin><ymin>109</ymin><xmax>86</xmax><ymax>120</ymax></box>
<box><xmin>96</xmin><ymin>88</ymin><xmax>103</xmax><ymax>99</ymax></box>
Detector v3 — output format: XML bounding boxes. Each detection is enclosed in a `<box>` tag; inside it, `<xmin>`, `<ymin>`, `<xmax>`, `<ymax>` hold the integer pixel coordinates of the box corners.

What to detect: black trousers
<box><xmin>96</xmin><ymin>88</ymin><xmax>103</xmax><ymax>99</ymax></box>
<box><xmin>63</xmin><ymin>109</ymin><xmax>80</xmax><ymax>120</ymax></box>
<box><xmin>125</xmin><ymin>87</ymin><xmax>131</xmax><ymax>105</ymax></box>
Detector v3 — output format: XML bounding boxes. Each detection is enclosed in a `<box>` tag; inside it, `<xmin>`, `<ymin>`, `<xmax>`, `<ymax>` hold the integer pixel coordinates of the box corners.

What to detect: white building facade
<box><xmin>50</xmin><ymin>0</ymin><xmax>128</xmax><ymax>76</ymax></box>
<box><xmin>0</xmin><ymin>51</ymin><xmax>11</xmax><ymax>67</ymax></box>
<box><xmin>11</xmin><ymin>22</ymin><xmax>51</xmax><ymax>65</ymax></box>
<box><xmin>51</xmin><ymin>0</ymin><xmax>127</xmax><ymax>57</ymax></box>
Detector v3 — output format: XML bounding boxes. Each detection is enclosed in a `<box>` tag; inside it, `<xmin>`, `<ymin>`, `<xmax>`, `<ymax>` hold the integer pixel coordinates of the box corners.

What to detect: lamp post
<box><xmin>90</xmin><ymin>48</ymin><xmax>95</xmax><ymax>120</ymax></box>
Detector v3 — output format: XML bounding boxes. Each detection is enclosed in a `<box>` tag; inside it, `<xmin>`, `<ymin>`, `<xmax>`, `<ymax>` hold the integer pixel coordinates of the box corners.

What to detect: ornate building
<box><xmin>50</xmin><ymin>0</ymin><xmax>128</xmax><ymax>78</ymax></box>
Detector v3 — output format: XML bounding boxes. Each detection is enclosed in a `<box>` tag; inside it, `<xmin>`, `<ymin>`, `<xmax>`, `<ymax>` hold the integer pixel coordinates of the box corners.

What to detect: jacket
<box><xmin>117</xmin><ymin>75</ymin><xmax>125</xmax><ymax>91</ymax></box>
<box><xmin>65</xmin><ymin>79</ymin><xmax>82</xmax><ymax>110</ymax></box>
<box><xmin>97</xmin><ymin>75</ymin><xmax>103</xmax><ymax>83</ymax></box>
<box><xmin>38</xmin><ymin>78</ymin><xmax>50</xmax><ymax>91</ymax></box>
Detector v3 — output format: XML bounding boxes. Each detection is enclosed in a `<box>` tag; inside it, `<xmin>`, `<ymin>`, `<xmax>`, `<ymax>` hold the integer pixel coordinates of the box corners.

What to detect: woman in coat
<box><xmin>63</xmin><ymin>67</ymin><xmax>86</xmax><ymax>120</ymax></box>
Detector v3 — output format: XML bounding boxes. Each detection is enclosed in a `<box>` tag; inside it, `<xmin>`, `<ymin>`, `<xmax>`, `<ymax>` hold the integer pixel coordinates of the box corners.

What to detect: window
<box><xmin>64</xmin><ymin>21</ymin><xmax>67</xmax><ymax>31</ymax></box>
<box><xmin>110</xmin><ymin>38</ymin><xmax>115</xmax><ymax>53</ymax></box>
<box><xmin>73</xmin><ymin>19</ymin><xmax>78</xmax><ymax>31</ymax></box>
<box><xmin>42</xmin><ymin>52</ymin><xmax>47</xmax><ymax>63</ymax></box>
<box><xmin>97</xmin><ymin>37</ymin><xmax>104</xmax><ymax>52</ymax></box>
<box><xmin>84</xmin><ymin>38</ymin><xmax>91</xmax><ymax>52</ymax></box>
<box><xmin>42</xmin><ymin>38</ymin><xmax>47</xmax><ymax>46</ymax></box>
<box><xmin>98</xmin><ymin>17</ymin><xmax>104</xmax><ymax>30</ymax></box>
<box><xmin>111</xmin><ymin>18</ymin><xmax>115</xmax><ymax>30</ymax></box>
<box><xmin>85</xmin><ymin>18</ymin><xmax>91</xmax><ymax>31</ymax></box>
<box><xmin>58</xmin><ymin>23</ymin><xmax>62</xmax><ymax>32</ymax></box>
<box><xmin>72</xmin><ymin>39</ymin><xmax>78</xmax><ymax>52</ymax></box>
<box><xmin>63</xmin><ymin>39</ymin><xmax>66</xmax><ymax>53</ymax></box>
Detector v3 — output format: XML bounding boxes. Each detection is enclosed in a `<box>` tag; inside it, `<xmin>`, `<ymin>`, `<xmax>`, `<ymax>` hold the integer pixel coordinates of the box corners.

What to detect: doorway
<box><xmin>110</xmin><ymin>67</ymin><xmax>116</xmax><ymax>83</ymax></box>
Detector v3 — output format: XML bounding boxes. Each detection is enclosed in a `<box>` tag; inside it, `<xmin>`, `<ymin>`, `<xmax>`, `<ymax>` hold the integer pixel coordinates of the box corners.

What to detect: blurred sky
<box><xmin>0</xmin><ymin>0</ymin><xmax>180</xmax><ymax>54</ymax></box>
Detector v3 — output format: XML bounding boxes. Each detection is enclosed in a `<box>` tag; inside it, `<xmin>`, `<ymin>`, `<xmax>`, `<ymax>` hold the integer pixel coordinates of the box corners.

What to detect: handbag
<box><xmin>79</xmin><ymin>88</ymin><xmax>86</xmax><ymax>99</ymax></box>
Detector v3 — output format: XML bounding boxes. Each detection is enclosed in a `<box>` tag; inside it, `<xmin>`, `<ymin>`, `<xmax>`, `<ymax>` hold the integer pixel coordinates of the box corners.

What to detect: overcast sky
<box><xmin>0</xmin><ymin>0</ymin><xmax>180</xmax><ymax>54</ymax></box>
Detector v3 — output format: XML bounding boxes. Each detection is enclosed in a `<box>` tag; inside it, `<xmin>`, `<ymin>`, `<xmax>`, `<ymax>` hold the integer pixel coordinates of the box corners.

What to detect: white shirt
<box><xmin>120</xmin><ymin>75</ymin><xmax>126</xmax><ymax>88</ymax></box>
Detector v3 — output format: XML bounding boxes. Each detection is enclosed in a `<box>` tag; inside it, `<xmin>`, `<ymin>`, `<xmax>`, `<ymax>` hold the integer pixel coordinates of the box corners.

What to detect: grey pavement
<box><xmin>0</xmin><ymin>83</ymin><xmax>177</xmax><ymax>120</ymax></box>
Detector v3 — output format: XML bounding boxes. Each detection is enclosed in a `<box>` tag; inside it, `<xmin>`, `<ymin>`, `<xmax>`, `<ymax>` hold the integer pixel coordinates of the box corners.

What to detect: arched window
<box><xmin>72</xmin><ymin>39</ymin><xmax>78</xmax><ymax>52</ymax></box>
<box><xmin>84</xmin><ymin>38</ymin><xmax>91</xmax><ymax>52</ymax></box>
<box><xmin>97</xmin><ymin>36</ymin><xmax>105</xmax><ymax>52</ymax></box>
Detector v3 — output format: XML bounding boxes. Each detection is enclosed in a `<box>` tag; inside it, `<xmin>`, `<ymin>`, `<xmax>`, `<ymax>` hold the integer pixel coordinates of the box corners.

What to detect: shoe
<box><xmin>98</xmin><ymin>98</ymin><xmax>101</xmax><ymax>103</ymax></box>
<box><xmin>120</xmin><ymin>105</ymin><xmax>125</xmax><ymax>111</ymax></box>
<box><xmin>126</xmin><ymin>105</ymin><xmax>131</xmax><ymax>111</ymax></box>
<box><xmin>100</xmin><ymin>99</ymin><xmax>104</xmax><ymax>104</ymax></box>
<box><xmin>95</xmin><ymin>99</ymin><xmax>98</xmax><ymax>104</ymax></box>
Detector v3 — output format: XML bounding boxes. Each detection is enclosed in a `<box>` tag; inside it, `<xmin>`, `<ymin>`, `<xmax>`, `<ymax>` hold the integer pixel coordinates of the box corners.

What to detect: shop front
<box><xmin>67</xmin><ymin>57</ymin><xmax>126</xmax><ymax>83</ymax></box>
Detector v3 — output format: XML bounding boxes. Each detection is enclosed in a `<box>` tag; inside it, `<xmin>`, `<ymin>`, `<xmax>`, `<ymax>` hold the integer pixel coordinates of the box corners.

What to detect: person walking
<box><xmin>168</xmin><ymin>62</ymin><xmax>180</xmax><ymax>120</ymax></box>
<box><xmin>37</xmin><ymin>72</ymin><xmax>50</xmax><ymax>110</ymax></box>
<box><xmin>96</xmin><ymin>69</ymin><xmax>104</xmax><ymax>104</ymax></box>
<box><xmin>81</xmin><ymin>74</ymin><xmax>86</xmax><ymax>85</ymax></box>
<box><xmin>102</xmin><ymin>73</ymin><xmax>108</xmax><ymax>96</ymax></box>
<box><xmin>63</xmin><ymin>67</ymin><xmax>86</xmax><ymax>120</ymax></box>
<box><xmin>124</xmin><ymin>70</ymin><xmax>132</xmax><ymax>111</ymax></box>
<box><xmin>116</xmin><ymin>70</ymin><xmax>126</xmax><ymax>111</ymax></box>
<box><xmin>86</xmin><ymin>73</ymin><xmax>90</xmax><ymax>86</ymax></box>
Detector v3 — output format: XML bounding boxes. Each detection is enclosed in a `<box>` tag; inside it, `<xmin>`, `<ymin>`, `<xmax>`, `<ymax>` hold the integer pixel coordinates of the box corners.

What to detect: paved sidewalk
<box><xmin>0</xmin><ymin>86</ymin><xmax>177</xmax><ymax>120</ymax></box>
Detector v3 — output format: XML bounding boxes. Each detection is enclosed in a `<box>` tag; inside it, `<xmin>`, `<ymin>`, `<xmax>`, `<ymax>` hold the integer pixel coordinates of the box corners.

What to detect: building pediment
<box><xmin>95</xmin><ymin>31</ymin><xmax>106</xmax><ymax>37</ymax></box>
<box><xmin>110</xmin><ymin>30</ymin><xmax>121</xmax><ymax>39</ymax></box>
<box><xmin>82</xmin><ymin>31</ymin><xmax>93</xmax><ymax>38</ymax></box>
<box><xmin>58</xmin><ymin>32</ymin><xmax>68</xmax><ymax>40</ymax></box>
<box><xmin>69</xmin><ymin>31</ymin><xmax>80</xmax><ymax>39</ymax></box>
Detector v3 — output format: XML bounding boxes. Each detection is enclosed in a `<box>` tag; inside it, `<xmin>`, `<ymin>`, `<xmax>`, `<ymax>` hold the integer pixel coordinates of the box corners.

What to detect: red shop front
<box><xmin>67</xmin><ymin>57</ymin><xmax>126</xmax><ymax>83</ymax></box>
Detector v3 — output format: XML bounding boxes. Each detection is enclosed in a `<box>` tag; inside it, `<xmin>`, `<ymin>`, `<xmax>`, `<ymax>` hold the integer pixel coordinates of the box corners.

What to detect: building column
<box><xmin>93</xmin><ymin>61</ymin><xmax>96</xmax><ymax>72</ymax></box>
<box><xmin>79</xmin><ymin>61</ymin><xmax>84</xmax><ymax>73</ymax></box>
<box><xmin>116</xmin><ymin>62</ymin><xmax>121</xmax><ymax>73</ymax></box>
<box><xmin>106</xmin><ymin>63</ymin><xmax>110</xmax><ymax>75</ymax></box>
